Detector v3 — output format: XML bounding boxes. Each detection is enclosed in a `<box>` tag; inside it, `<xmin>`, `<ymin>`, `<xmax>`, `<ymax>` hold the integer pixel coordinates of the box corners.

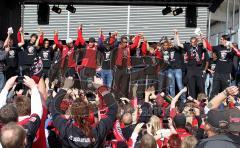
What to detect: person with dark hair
<box><xmin>167</xmin><ymin>134</ymin><xmax>182</xmax><ymax>148</ymax></box>
<box><xmin>0</xmin><ymin>122</ymin><xmax>26</xmax><ymax>148</ymax></box>
<box><xmin>47</xmin><ymin>78</ymin><xmax>118</xmax><ymax>148</ymax></box>
<box><xmin>196</xmin><ymin>109</ymin><xmax>240</xmax><ymax>148</ymax></box>
<box><xmin>165</xmin><ymin>38</ymin><xmax>185</xmax><ymax>101</ymax></box>
<box><xmin>113</xmin><ymin>33</ymin><xmax>141</xmax><ymax>98</ymax></box>
<box><xmin>205</xmin><ymin>52</ymin><xmax>217</xmax><ymax>98</ymax></box>
<box><xmin>54</xmin><ymin>26</ymin><xmax>82</xmax><ymax>78</ymax></box>
<box><xmin>35</xmin><ymin>29</ymin><xmax>54</xmax><ymax>78</ymax></box>
<box><xmin>210</xmin><ymin>35</ymin><xmax>240</xmax><ymax>98</ymax></box>
<box><xmin>17</xmin><ymin>27</ymin><xmax>38</xmax><ymax>75</ymax></box>
<box><xmin>173</xmin><ymin>114</ymin><xmax>191</xmax><ymax>141</ymax></box>
<box><xmin>0</xmin><ymin>104</ymin><xmax>18</xmax><ymax>125</ymax></box>
<box><xmin>3</xmin><ymin>28</ymin><xmax>19</xmax><ymax>80</ymax></box>
<box><xmin>175</xmin><ymin>30</ymin><xmax>209</xmax><ymax>99</ymax></box>
<box><xmin>97</xmin><ymin>29</ymin><xmax>118</xmax><ymax>88</ymax></box>
<box><xmin>77</xmin><ymin>24</ymin><xmax>100</xmax><ymax>89</ymax></box>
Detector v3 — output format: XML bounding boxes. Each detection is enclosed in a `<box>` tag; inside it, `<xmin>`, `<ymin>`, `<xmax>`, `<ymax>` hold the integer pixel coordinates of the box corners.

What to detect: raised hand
<box><xmin>23</xmin><ymin>76</ymin><xmax>37</xmax><ymax>89</ymax></box>
<box><xmin>54</xmin><ymin>29</ymin><xmax>58</xmax><ymax>35</ymax></box>
<box><xmin>19</xmin><ymin>27</ymin><xmax>23</xmax><ymax>33</ymax></box>
<box><xmin>3</xmin><ymin>76</ymin><xmax>18</xmax><ymax>91</ymax></box>
<box><xmin>180</xmin><ymin>86</ymin><xmax>188</xmax><ymax>93</ymax></box>
<box><xmin>225</xmin><ymin>86</ymin><xmax>239</xmax><ymax>96</ymax></box>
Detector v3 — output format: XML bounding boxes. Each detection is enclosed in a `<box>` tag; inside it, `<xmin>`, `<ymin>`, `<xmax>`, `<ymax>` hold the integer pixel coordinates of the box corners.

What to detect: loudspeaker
<box><xmin>209</xmin><ymin>0</ymin><xmax>224</xmax><ymax>13</ymax></box>
<box><xmin>38</xmin><ymin>3</ymin><xmax>50</xmax><ymax>25</ymax></box>
<box><xmin>185</xmin><ymin>6</ymin><xmax>197</xmax><ymax>28</ymax></box>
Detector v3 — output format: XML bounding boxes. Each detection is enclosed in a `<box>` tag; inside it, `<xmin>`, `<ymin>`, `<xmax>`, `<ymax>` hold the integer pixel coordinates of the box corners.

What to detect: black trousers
<box><xmin>113</xmin><ymin>66</ymin><xmax>129</xmax><ymax>99</ymax></box>
<box><xmin>210</xmin><ymin>73</ymin><xmax>231</xmax><ymax>99</ymax></box>
<box><xmin>187</xmin><ymin>69</ymin><xmax>204</xmax><ymax>99</ymax></box>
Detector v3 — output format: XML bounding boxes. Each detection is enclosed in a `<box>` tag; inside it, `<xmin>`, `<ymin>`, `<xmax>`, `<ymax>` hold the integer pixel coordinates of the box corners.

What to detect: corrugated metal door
<box><xmin>130</xmin><ymin>6</ymin><xmax>208</xmax><ymax>42</ymax></box>
<box><xmin>69</xmin><ymin>5</ymin><xmax>128</xmax><ymax>40</ymax></box>
<box><xmin>22</xmin><ymin>4</ymin><xmax>208</xmax><ymax>42</ymax></box>
<box><xmin>22</xmin><ymin>4</ymin><xmax>68</xmax><ymax>40</ymax></box>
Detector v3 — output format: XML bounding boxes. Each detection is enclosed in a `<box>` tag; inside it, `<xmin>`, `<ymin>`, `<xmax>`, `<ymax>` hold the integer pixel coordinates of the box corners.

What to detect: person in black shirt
<box><xmin>167</xmin><ymin>40</ymin><xmax>185</xmax><ymax>101</ymax></box>
<box><xmin>35</xmin><ymin>30</ymin><xmax>54</xmax><ymax>78</ymax></box>
<box><xmin>175</xmin><ymin>30</ymin><xmax>209</xmax><ymax>99</ymax></box>
<box><xmin>210</xmin><ymin>35</ymin><xmax>240</xmax><ymax>98</ymax></box>
<box><xmin>97</xmin><ymin>30</ymin><xmax>117</xmax><ymax>88</ymax></box>
<box><xmin>3</xmin><ymin>28</ymin><xmax>19</xmax><ymax>80</ymax></box>
<box><xmin>205</xmin><ymin>52</ymin><xmax>217</xmax><ymax>98</ymax></box>
<box><xmin>17</xmin><ymin>27</ymin><xmax>38</xmax><ymax>76</ymax></box>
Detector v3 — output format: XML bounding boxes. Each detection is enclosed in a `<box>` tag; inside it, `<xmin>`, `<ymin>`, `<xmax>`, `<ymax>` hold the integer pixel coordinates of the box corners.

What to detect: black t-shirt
<box><xmin>102</xmin><ymin>50</ymin><xmax>112</xmax><ymax>69</ymax></box>
<box><xmin>207</xmin><ymin>58</ymin><xmax>217</xmax><ymax>76</ymax></box>
<box><xmin>168</xmin><ymin>47</ymin><xmax>184</xmax><ymax>69</ymax></box>
<box><xmin>184</xmin><ymin>43</ymin><xmax>207</xmax><ymax>70</ymax></box>
<box><xmin>21</xmin><ymin>42</ymin><xmax>37</xmax><ymax>66</ymax></box>
<box><xmin>213</xmin><ymin>45</ymin><xmax>234</xmax><ymax>74</ymax></box>
<box><xmin>39</xmin><ymin>47</ymin><xmax>53</xmax><ymax>68</ymax></box>
<box><xmin>6</xmin><ymin>46</ymin><xmax>18</xmax><ymax>68</ymax></box>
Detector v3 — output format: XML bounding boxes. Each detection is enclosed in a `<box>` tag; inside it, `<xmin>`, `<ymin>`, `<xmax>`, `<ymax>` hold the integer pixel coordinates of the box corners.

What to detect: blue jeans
<box><xmin>0</xmin><ymin>73</ymin><xmax>5</xmax><ymax>91</ymax></box>
<box><xmin>205</xmin><ymin>74</ymin><xmax>213</xmax><ymax>97</ymax></box>
<box><xmin>167</xmin><ymin>69</ymin><xmax>185</xmax><ymax>101</ymax></box>
<box><xmin>158</xmin><ymin>69</ymin><xmax>169</xmax><ymax>93</ymax></box>
<box><xmin>101</xmin><ymin>69</ymin><xmax>113</xmax><ymax>88</ymax></box>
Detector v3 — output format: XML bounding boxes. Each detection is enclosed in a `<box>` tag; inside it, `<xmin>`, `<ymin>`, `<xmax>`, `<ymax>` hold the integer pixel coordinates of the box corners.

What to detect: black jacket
<box><xmin>47</xmin><ymin>89</ymin><xmax>118</xmax><ymax>148</ymax></box>
<box><xmin>196</xmin><ymin>133</ymin><xmax>240</xmax><ymax>148</ymax></box>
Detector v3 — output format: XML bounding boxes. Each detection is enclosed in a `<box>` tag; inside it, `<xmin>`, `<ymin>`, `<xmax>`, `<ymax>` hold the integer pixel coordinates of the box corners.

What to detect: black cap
<box><xmin>227</xmin><ymin>108</ymin><xmax>240</xmax><ymax>132</ymax></box>
<box><xmin>205</xmin><ymin>109</ymin><xmax>228</xmax><ymax>129</ymax></box>
<box><xmin>174</xmin><ymin>113</ymin><xmax>186</xmax><ymax>128</ymax></box>
<box><xmin>89</xmin><ymin>37</ymin><xmax>95</xmax><ymax>43</ymax></box>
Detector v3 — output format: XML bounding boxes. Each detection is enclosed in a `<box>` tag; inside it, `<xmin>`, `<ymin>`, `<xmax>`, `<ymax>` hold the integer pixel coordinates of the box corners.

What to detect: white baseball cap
<box><xmin>66</xmin><ymin>38</ymin><xmax>73</xmax><ymax>44</ymax></box>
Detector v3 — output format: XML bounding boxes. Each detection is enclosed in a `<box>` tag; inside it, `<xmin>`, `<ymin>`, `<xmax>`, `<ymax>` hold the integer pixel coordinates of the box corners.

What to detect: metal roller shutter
<box><xmin>129</xmin><ymin>6</ymin><xmax>208</xmax><ymax>42</ymax></box>
<box><xmin>22</xmin><ymin>4</ymin><xmax>68</xmax><ymax>40</ymax></box>
<box><xmin>69</xmin><ymin>5</ymin><xmax>128</xmax><ymax>41</ymax></box>
<box><xmin>22</xmin><ymin>4</ymin><xmax>208</xmax><ymax>42</ymax></box>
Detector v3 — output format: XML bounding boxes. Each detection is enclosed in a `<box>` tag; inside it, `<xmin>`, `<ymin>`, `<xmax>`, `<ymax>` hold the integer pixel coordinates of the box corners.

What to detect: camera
<box><xmin>85</xmin><ymin>91</ymin><xmax>96</xmax><ymax>102</ymax></box>
<box><xmin>17</xmin><ymin>76</ymin><xmax>24</xmax><ymax>83</ymax></box>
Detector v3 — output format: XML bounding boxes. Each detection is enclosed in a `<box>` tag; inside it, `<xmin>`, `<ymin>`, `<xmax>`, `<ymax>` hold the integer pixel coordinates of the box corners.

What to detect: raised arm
<box><xmin>141</xmin><ymin>37</ymin><xmax>148</xmax><ymax>56</ymax></box>
<box><xmin>129</xmin><ymin>33</ymin><xmax>142</xmax><ymax>50</ymax></box>
<box><xmin>170</xmin><ymin>87</ymin><xmax>187</xmax><ymax>110</ymax></box>
<box><xmin>202</xmin><ymin>38</ymin><xmax>212</xmax><ymax>51</ymax></box>
<box><xmin>207</xmin><ymin>86</ymin><xmax>238</xmax><ymax>109</ymax></box>
<box><xmin>53</xmin><ymin>30</ymin><xmax>63</xmax><ymax>49</ymax></box>
<box><xmin>97</xmin><ymin>28</ymin><xmax>105</xmax><ymax>52</ymax></box>
<box><xmin>174</xmin><ymin>29</ymin><xmax>183</xmax><ymax>49</ymax></box>
<box><xmin>17</xmin><ymin>27</ymin><xmax>25</xmax><ymax>47</ymax></box>
<box><xmin>4</xmin><ymin>28</ymin><xmax>13</xmax><ymax>48</ymax></box>
<box><xmin>77</xmin><ymin>24</ymin><xmax>86</xmax><ymax>46</ymax></box>
<box><xmin>35</xmin><ymin>28</ymin><xmax>44</xmax><ymax>49</ymax></box>
<box><xmin>23</xmin><ymin>76</ymin><xmax>43</xmax><ymax>119</ymax></box>
<box><xmin>0</xmin><ymin>76</ymin><xmax>18</xmax><ymax>108</ymax></box>
<box><xmin>74</xmin><ymin>25</ymin><xmax>84</xmax><ymax>47</ymax></box>
<box><xmin>231</xmin><ymin>44</ymin><xmax>240</xmax><ymax>57</ymax></box>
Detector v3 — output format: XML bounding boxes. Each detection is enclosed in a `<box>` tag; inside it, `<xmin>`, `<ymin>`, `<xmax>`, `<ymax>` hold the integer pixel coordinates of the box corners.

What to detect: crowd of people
<box><xmin>0</xmin><ymin>24</ymin><xmax>239</xmax><ymax>148</ymax></box>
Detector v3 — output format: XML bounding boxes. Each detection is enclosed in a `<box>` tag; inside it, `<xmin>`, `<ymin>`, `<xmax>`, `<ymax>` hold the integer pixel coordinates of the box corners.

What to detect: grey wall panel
<box><xmin>22</xmin><ymin>5</ymin><xmax>208</xmax><ymax>42</ymax></box>
<box><xmin>129</xmin><ymin>6</ymin><xmax>208</xmax><ymax>42</ymax></box>
<box><xmin>69</xmin><ymin>5</ymin><xmax>128</xmax><ymax>40</ymax></box>
<box><xmin>23</xmin><ymin>4</ymin><xmax>68</xmax><ymax>40</ymax></box>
